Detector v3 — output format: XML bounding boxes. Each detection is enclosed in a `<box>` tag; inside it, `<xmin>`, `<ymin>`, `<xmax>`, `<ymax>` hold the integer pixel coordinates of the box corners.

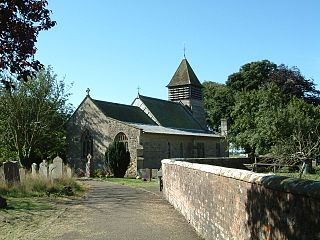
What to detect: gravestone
<box><xmin>138</xmin><ymin>168</ymin><xmax>150</xmax><ymax>180</ymax></box>
<box><xmin>0</xmin><ymin>166</ymin><xmax>4</xmax><ymax>181</ymax></box>
<box><xmin>3</xmin><ymin>161</ymin><xmax>20</xmax><ymax>184</ymax></box>
<box><xmin>85</xmin><ymin>154</ymin><xmax>93</xmax><ymax>177</ymax></box>
<box><xmin>31</xmin><ymin>163</ymin><xmax>38</xmax><ymax>176</ymax></box>
<box><xmin>152</xmin><ymin>169</ymin><xmax>158</xmax><ymax>179</ymax></box>
<box><xmin>39</xmin><ymin>160</ymin><xmax>48</xmax><ymax>178</ymax></box>
<box><xmin>64</xmin><ymin>165</ymin><xmax>73</xmax><ymax>178</ymax></box>
<box><xmin>50</xmin><ymin>156</ymin><xmax>63</xmax><ymax>179</ymax></box>
<box><xmin>19</xmin><ymin>168</ymin><xmax>26</xmax><ymax>182</ymax></box>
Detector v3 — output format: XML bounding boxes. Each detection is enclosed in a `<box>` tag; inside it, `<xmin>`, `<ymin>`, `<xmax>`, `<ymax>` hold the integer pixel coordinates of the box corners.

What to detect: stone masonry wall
<box><xmin>141</xmin><ymin>134</ymin><xmax>227</xmax><ymax>170</ymax></box>
<box><xmin>67</xmin><ymin>97</ymin><xmax>141</xmax><ymax>175</ymax></box>
<box><xmin>162</xmin><ymin>159</ymin><xmax>320</xmax><ymax>240</ymax></box>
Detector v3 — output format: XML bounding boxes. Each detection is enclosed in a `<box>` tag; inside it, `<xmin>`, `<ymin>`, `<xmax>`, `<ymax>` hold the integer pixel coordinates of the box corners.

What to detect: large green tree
<box><xmin>203</xmin><ymin>81</ymin><xmax>233</xmax><ymax>131</ymax></box>
<box><xmin>229</xmin><ymin>83</ymin><xmax>320</xmax><ymax>160</ymax></box>
<box><xmin>0</xmin><ymin>0</ymin><xmax>56</xmax><ymax>87</ymax></box>
<box><xmin>204</xmin><ymin>60</ymin><xmax>320</xmax><ymax>159</ymax></box>
<box><xmin>0</xmin><ymin>67</ymin><xmax>72</xmax><ymax>167</ymax></box>
<box><xmin>226</xmin><ymin>60</ymin><xmax>320</xmax><ymax>104</ymax></box>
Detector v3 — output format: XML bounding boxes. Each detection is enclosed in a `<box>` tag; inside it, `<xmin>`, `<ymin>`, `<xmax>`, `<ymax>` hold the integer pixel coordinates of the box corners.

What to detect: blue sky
<box><xmin>36</xmin><ymin>0</ymin><xmax>320</xmax><ymax>107</ymax></box>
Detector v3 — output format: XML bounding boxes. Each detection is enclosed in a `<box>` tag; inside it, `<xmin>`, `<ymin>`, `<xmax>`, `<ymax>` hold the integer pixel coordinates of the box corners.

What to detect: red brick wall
<box><xmin>162</xmin><ymin>159</ymin><xmax>320</xmax><ymax>240</ymax></box>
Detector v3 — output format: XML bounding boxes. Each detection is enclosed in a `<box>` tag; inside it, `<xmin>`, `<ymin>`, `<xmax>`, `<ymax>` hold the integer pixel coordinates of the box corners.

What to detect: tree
<box><xmin>226</xmin><ymin>60</ymin><xmax>320</xmax><ymax>104</ymax></box>
<box><xmin>229</xmin><ymin>81</ymin><xmax>320</xmax><ymax>162</ymax></box>
<box><xmin>0</xmin><ymin>0</ymin><xmax>56</xmax><ymax>86</ymax></box>
<box><xmin>271</xmin><ymin>98</ymin><xmax>320</xmax><ymax>164</ymax></box>
<box><xmin>0</xmin><ymin>67</ymin><xmax>72</xmax><ymax>167</ymax></box>
<box><xmin>229</xmin><ymin>83</ymin><xmax>286</xmax><ymax>155</ymax></box>
<box><xmin>105</xmin><ymin>141</ymin><xmax>130</xmax><ymax>178</ymax></box>
<box><xmin>203</xmin><ymin>81</ymin><xmax>233</xmax><ymax>131</ymax></box>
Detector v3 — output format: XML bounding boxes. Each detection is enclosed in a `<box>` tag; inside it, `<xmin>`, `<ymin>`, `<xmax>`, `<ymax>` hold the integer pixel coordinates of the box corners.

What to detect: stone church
<box><xmin>66</xmin><ymin>58</ymin><xmax>228</xmax><ymax>175</ymax></box>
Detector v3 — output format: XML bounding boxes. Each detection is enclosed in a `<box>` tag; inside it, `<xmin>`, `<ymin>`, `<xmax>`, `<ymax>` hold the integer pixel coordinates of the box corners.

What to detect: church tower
<box><xmin>167</xmin><ymin>59</ymin><xmax>207</xmax><ymax>129</ymax></box>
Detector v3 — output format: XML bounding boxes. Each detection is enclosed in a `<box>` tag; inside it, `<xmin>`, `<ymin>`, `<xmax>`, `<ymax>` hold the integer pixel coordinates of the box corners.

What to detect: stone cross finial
<box><xmin>86</xmin><ymin>88</ymin><xmax>90</xmax><ymax>96</ymax></box>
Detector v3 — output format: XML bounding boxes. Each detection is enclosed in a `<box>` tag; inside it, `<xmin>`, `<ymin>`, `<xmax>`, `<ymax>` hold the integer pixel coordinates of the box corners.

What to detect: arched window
<box><xmin>115</xmin><ymin>132</ymin><xmax>128</xmax><ymax>150</ymax></box>
<box><xmin>81</xmin><ymin>130</ymin><xmax>93</xmax><ymax>159</ymax></box>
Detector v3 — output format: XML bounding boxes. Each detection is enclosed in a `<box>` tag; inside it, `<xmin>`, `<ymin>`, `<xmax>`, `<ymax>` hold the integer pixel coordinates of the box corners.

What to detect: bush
<box><xmin>105</xmin><ymin>141</ymin><xmax>130</xmax><ymax>178</ymax></box>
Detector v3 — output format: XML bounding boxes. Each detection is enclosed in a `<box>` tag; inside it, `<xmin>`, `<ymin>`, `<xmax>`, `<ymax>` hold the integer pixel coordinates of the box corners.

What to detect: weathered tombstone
<box><xmin>31</xmin><ymin>163</ymin><xmax>38</xmax><ymax>177</ymax></box>
<box><xmin>0</xmin><ymin>166</ymin><xmax>4</xmax><ymax>181</ymax></box>
<box><xmin>19</xmin><ymin>168</ymin><xmax>26</xmax><ymax>182</ymax></box>
<box><xmin>50</xmin><ymin>156</ymin><xmax>63</xmax><ymax>179</ymax></box>
<box><xmin>152</xmin><ymin>169</ymin><xmax>158</xmax><ymax>179</ymax></box>
<box><xmin>64</xmin><ymin>165</ymin><xmax>73</xmax><ymax>178</ymax></box>
<box><xmin>3</xmin><ymin>161</ymin><xmax>20</xmax><ymax>184</ymax></box>
<box><xmin>39</xmin><ymin>160</ymin><xmax>48</xmax><ymax>178</ymax></box>
<box><xmin>138</xmin><ymin>168</ymin><xmax>149</xmax><ymax>180</ymax></box>
<box><xmin>85</xmin><ymin>154</ymin><xmax>93</xmax><ymax>177</ymax></box>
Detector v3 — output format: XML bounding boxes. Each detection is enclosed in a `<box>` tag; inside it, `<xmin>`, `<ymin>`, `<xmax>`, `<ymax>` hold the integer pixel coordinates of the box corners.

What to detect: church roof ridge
<box><xmin>166</xmin><ymin>58</ymin><xmax>203</xmax><ymax>88</ymax></box>
<box><xmin>137</xmin><ymin>94</ymin><xmax>203</xmax><ymax>130</ymax></box>
<box><xmin>138</xmin><ymin>94</ymin><xmax>183</xmax><ymax>106</ymax></box>
<box><xmin>91</xmin><ymin>98</ymin><xmax>156</xmax><ymax>125</ymax></box>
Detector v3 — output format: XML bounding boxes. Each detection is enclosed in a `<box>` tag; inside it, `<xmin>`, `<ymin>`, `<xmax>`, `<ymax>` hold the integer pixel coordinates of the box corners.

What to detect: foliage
<box><xmin>0</xmin><ymin>0</ymin><xmax>56</xmax><ymax>86</ymax></box>
<box><xmin>229</xmin><ymin>82</ymin><xmax>320</xmax><ymax>163</ymax></box>
<box><xmin>229</xmin><ymin>84</ymin><xmax>286</xmax><ymax>154</ymax></box>
<box><xmin>105</xmin><ymin>141</ymin><xmax>130</xmax><ymax>178</ymax></box>
<box><xmin>0</xmin><ymin>175</ymin><xmax>84</xmax><ymax>198</ymax></box>
<box><xmin>0</xmin><ymin>67</ymin><xmax>73</xmax><ymax>167</ymax></box>
<box><xmin>225</xmin><ymin>60</ymin><xmax>320</xmax><ymax>104</ymax></box>
<box><xmin>203</xmin><ymin>81</ymin><xmax>233</xmax><ymax>131</ymax></box>
<box><xmin>203</xmin><ymin>59</ymin><xmax>320</xmax><ymax>159</ymax></box>
<box><xmin>270</xmin><ymin>98</ymin><xmax>320</xmax><ymax>163</ymax></box>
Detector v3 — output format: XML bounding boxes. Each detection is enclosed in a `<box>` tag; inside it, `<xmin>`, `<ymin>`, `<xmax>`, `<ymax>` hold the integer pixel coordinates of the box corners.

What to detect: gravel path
<box><xmin>24</xmin><ymin>180</ymin><xmax>201</xmax><ymax>240</ymax></box>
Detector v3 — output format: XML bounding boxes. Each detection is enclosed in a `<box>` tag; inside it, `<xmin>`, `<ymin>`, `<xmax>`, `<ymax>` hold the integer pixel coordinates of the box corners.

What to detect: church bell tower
<box><xmin>166</xmin><ymin>58</ymin><xmax>207</xmax><ymax>129</ymax></box>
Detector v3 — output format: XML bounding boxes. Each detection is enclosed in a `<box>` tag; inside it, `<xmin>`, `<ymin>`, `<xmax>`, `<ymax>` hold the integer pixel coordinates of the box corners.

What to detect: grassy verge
<box><xmin>101</xmin><ymin>177</ymin><xmax>159</xmax><ymax>190</ymax></box>
<box><xmin>0</xmin><ymin>175</ymin><xmax>86</xmax><ymax>239</ymax></box>
<box><xmin>276</xmin><ymin>172</ymin><xmax>320</xmax><ymax>181</ymax></box>
<box><xmin>0</xmin><ymin>175</ymin><xmax>85</xmax><ymax>198</ymax></box>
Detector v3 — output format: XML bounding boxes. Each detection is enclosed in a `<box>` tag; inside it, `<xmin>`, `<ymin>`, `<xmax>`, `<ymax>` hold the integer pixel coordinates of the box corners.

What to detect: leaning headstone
<box><xmin>31</xmin><ymin>163</ymin><xmax>38</xmax><ymax>177</ymax></box>
<box><xmin>50</xmin><ymin>156</ymin><xmax>63</xmax><ymax>179</ymax></box>
<box><xmin>85</xmin><ymin>154</ymin><xmax>93</xmax><ymax>177</ymax></box>
<box><xmin>19</xmin><ymin>168</ymin><xmax>26</xmax><ymax>182</ymax></box>
<box><xmin>39</xmin><ymin>160</ymin><xmax>48</xmax><ymax>178</ymax></box>
<box><xmin>3</xmin><ymin>161</ymin><xmax>20</xmax><ymax>184</ymax></box>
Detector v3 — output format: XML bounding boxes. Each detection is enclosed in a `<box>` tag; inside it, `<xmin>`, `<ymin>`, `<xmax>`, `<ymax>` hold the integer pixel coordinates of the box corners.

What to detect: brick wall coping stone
<box><xmin>162</xmin><ymin>159</ymin><xmax>320</xmax><ymax>199</ymax></box>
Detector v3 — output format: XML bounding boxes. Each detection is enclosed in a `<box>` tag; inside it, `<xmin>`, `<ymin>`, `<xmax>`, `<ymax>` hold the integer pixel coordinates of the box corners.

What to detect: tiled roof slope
<box><xmin>92</xmin><ymin>99</ymin><xmax>156</xmax><ymax>125</ymax></box>
<box><xmin>138</xmin><ymin>95</ymin><xmax>204</xmax><ymax>130</ymax></box>
<box><xmin>166</xmin><ymin>59</ymin><xmax>203</xmax><ymax>88</ymax></box>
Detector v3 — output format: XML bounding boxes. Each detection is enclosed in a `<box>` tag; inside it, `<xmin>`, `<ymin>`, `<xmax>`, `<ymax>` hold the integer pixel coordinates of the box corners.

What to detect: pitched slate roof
<box><xmin>129</xmin><ymin>123</ymin><xmax>218</xmax><ymax>137</ymax></box>
<box><xmin>137</xmin><ymin>95</ymin><xmax>204</xmax><ymax>130</ymax></box>
<box><xmin>166</xmin><ymin>58</ymin><xmax>203</xmax><ymax>88</ymax></box>
<box><xmin>92</xmin><ymin>98</ymin><xmax>156</xmax><ymax>125</ymax></box>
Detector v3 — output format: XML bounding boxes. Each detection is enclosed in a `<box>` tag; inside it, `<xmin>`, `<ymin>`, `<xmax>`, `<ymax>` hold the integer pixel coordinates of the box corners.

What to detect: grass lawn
<box><xmin>0</xmin><ymin>176</ymin><xmax>86</xmax><ymax>239</ymax></box>
<box><xmin>101</xmin><ymin>177</ymin><xmax>160</xmax><ymax>191</ymax></box>
<box><xmin>276</xmin><ymin>172</ymin><xmax>320</xmax><ymax>181</ymax></box>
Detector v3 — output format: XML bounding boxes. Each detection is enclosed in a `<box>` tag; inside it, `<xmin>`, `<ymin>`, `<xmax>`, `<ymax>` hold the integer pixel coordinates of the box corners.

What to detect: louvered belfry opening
<box><xmin>168</xmin><ymin>85</ymin><xmax>202</xmax><ymax>101</ymax></box>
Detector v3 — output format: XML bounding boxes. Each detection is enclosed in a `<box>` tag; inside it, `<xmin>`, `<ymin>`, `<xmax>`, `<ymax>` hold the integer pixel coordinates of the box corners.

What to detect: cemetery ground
<box><xmin>0</xmin><ymin>178</ymin><xmax>201</xmax><ymax>240</ymax></box>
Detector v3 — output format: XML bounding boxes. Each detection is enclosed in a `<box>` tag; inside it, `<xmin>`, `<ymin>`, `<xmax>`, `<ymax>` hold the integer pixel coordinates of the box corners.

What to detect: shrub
<box><xmin>105</xmin><ymin>141</ymin><xmax>130</xmax><ymax>178</ymax></box>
